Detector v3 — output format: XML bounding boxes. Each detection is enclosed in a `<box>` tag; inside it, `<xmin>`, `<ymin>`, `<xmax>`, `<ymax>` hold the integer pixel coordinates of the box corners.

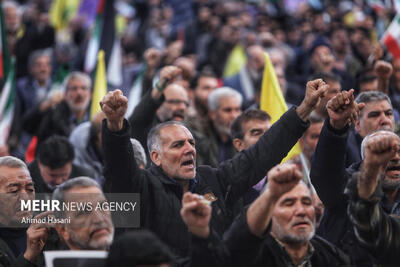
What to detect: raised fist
<box><xmin>180</xmin><ymin>192</ymin><xmax>211</xmax><ymax>238</ymax></box>
<box><xmin>266</xmin><ymin>163</ymin><xmax>303</xmax><ymax>201</ymax></box>
<box><xmin>327</xmin><ymin>89</ymin><xmax>365</xmax><ymax>129</ymax></box>
<box><xmin>159</xmin><ymin>66</ymin><xmax>182</xmax><ymax>89</ymax></box>
<box><xmin>363</xmin><ymin>131</ymin><xmax>399</xmax><ymax>168</ymax></box>
<box><xmin>374</xmin><ymin>60</ymin><xmax>393</xmax><ymax>80</ymax></box>
<box><xmin>144</xmin><ymin>48</ymin><xmax>161</xmax><ymax>70</ymax></box>
<box><xmin>100</xmin><ymin>89</ymin><xmax>128</xmax><ymax>131</ymax></box>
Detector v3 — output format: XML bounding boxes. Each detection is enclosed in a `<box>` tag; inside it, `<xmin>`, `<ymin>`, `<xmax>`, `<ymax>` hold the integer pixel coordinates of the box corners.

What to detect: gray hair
<box><xmin>52</xmin><ymin>176</ymin><xmax>100</xmax><ymax>218</ymax></box>
<box><xmin>63</xmin><ymin>71</ymin><xmax>92</xmax><ymax>92</ymax></box>
<box><xmin>0</xmin><ymin>156</ymin><xmax>28</xmax><ymax>171</ymax></box>
<box><xmin>147</xmin><ymin>121</ymin><xmax>187</xmax><ymax>153</ymax></box>
<box><xmin>28</xmin><ymin>49</ymin><xmax>52</xmax><ymax>72</ymax></box>
<box><xmin>355</xmin><ymin>91</ymin><xmax>392</xmax><ymax>117</ymax></box>
<box><xmin>360</xmin><ymin>130</ymin><xmax>394</xmax><ymax>160</ymax></box>
<box><xmin>208</xmin><ymin>87</ymin><xmax>243</xmax><ymax>111</ymax></box>
<box><xmin>2</xmin><ymin>1</ymin><xmax>20</xmax><ymax>15</ymax></box>
<box><xmin>131</xmin><ymin>138</ymin><xmax>147</xmax><ymax>167</ymax></box>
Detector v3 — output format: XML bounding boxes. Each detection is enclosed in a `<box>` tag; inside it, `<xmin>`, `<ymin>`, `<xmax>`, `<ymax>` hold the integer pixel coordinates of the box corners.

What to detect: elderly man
<box><xmin>346</xmin><ymin>131</ymin><xmax>400</xmax><ymax>265</ymax></box>
<box><xmin>100</xmin><ymin>79</ymin><xmax>327</xmax><ymax>261</ymax></box>
<box><xmin>195</xmin><ymin>87</ymin><xmax>243</xmax><ymax>167</ymax></box>
<box><xmin>53</xmin><ymin>177</ymin><xmax>114</xmax><ymax>251</ymax></box>
<box><xmin>182</xmin><ymin>164</ymin><xmax>351</xmax><ymax>267</ymax></box>
<box><xmin>23</xmin><ymin>72</ymin><xmax>92</xmax><ymax>145</ymax></box>
<box><xmin>310</xmin><ymin>89</ymin><xmax>400</xmax><ymax>265</ymax></box>
<box><xmin>0</xmin><ymin>156</ymin><xmax>51</xmax><ymax>266</ymax></box>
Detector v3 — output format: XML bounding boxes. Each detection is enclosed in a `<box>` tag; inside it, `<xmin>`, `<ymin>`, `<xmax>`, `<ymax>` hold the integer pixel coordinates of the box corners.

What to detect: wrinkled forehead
<box><xmin>0</xmin><ymin>167</ymin><xmax>31</xmax><ymax>184</ymax></box>
<box><xmin>276</xmin><ymin>182</ymin><xmax>312</xmax><ymax>204</ymax></box>
<box><xmin>160</xmin><ymin>125</ymin><xmax>193</xmax><ymax>144</ymax></box>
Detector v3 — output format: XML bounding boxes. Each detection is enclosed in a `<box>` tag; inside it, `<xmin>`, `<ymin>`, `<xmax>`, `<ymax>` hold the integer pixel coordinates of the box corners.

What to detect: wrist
<box><xmin>107</xmin><ymin>119</ymin><xmax>124</xmax><ymax>132</ymax></box>
<box><xmin>329</xmin><ymin>118</ymin><xmax>347</xmax><ymax>130</ymax></box>
<box><xmin>23</xmin><ymin>251</ymin><xmax>35</xmax><ymax>263</ymax></box>
<box><xmin>189</xmin><ymin>226</ymin><xmax>210</xmax><ymax>239</ymax></box>
<box><xmin>296</xmin><ymin>102</ymin><xmax>313</xmax><ymax>122</ymax></box>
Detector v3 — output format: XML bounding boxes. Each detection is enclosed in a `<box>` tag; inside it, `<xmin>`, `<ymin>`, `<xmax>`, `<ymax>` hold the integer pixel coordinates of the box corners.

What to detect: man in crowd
<box><xmin>0</xmin><ymin>156</ymin><xmax>51</xmax><ymax>266</ymax></box>
<box><xmin>196</xmin><ymin>87</ymin><xmax>243</xmax><ymax>167</ymax></box>
<box><xmin>182</xmin><ymin>163</ymin><xmax>351</xmax><ymax>267</ymax></box>
<box><xmin>224</xmin><ymin>45</ymin><xmax>265</xmax><ymax>106</ymax></box>
<box><xmin>23</xmin><ymin>71</ymin><xmax>92</xmax><ymax>145</ymax></box>
<box><xmin>345</xmin><ymin>91</ymin><xmax>395</xmax><ymax>167</ymax></box>
<box><xmin>310</xmin><ymin>89</ymin><xmax>400</xmax><ymax>265</ymax></box>
<box><xmin>347</xmin><ymin>131</ymin><xmax>400</xmax><ymax>265</ymax></box>
<box><xmin>28</xmin><ymin>135</ymin><xmax>93</xmax><ymax>193</ymax></box>
<box><xmin>128</xmin><ymin>66</ymin><xmax>189</xmax><ymax>162</ymax></box>
<box><xmin>100</xmin><ymin>78</ymin><xmax>327</xmax><ymax>262</ymax></box>
<box><xmin>53</xmin><ymin>177</ymin><xmax>114</xmax><ymax>251</ymax></box>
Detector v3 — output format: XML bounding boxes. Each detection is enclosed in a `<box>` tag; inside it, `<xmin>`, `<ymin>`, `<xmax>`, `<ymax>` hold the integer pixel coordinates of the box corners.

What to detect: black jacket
<box><xmin>346</xmin><ymin>173</ymin><xmax>400</xmax><ymax>266</ymax></box>
<box><xmin>190</xmin><ymin>211</ymin><xmax>352</xmax><ymax>267</ymax></box>
<box><xmin>310</xmin><ymin>119</ymin><xmax>400</xmax><ymax>266</ymax></box>
<box><xmin>102</xmin><ymin>107</ymin><xmax>308</xmax><ymax>261</ymax></box>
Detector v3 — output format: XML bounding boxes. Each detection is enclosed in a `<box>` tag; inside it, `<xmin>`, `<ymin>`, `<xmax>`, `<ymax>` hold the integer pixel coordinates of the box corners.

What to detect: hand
<box><xmin>159</xmin><ymin>66</ymin><xmax>182</xmax><ymax>89</ymax></box>
<box><xmin>24</xmin><ymin>212</ymin><xmax>52</xmax><ymax>262</ymax></box>
<box><xmin>144</xmin><ymin>48</ymin><xmax>161</xmax><ymax>70</ymax></box>
<box><xmin>297</xmin><ymin>79</ymin><xmax>328</xmax><ymax>121</ymax></box>
<box><xmin>266</xmin><ymin>163</ymin><xmax>303</xmax><ymax>202</ymax></box>
<box><xmin>374</xmin><ymin>60</ymin><xmax>393</xmax><ymax>80</ymax></box>
<box><xmin>359</xmin><ymin>132</ymin><xmax>400</xmax><ymax>199</ymax></box>
<box><xmin>180</xmin><ymin>192</ymin><xmax>212</xmax><ymax>238</ymax></box>
<box><xmin>39</xmin><ymin>90</ymin><xmax>65</xmax><ymax>112</ymax></box>
<box><xmin>100</xmin><ymin>89</ymin><xmax>128</xmax><ymax>131</ymax></box>
<box><xmin>327</xmin><ymin>89</ymin><xmax>365</xmax><ymax>129</ymax></box>
<box><xmin>364</xmin><ymin>132</ymin><xmax>399</xmax><ymax>168</ymax></box>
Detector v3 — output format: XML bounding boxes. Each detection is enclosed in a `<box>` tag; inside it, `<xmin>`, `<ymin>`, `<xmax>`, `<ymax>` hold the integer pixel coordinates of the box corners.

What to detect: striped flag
<box><xmin>382</xmin><ymin>13</ymin><xmax>400</xmax><ymax>59</ymax></box>
<box><xmin>0</xmin><ymin>3</ymin><xmax>15</xmax><ymax>145</ymax></box>
<box><xmin>90</xmin><ymin>50</ymin><xmax>107</xmax><ymax>118</ymax></box>
<box><xmin>84</xmin><ymin>0</ymin><xmax>105</xmax><ymax>73</ymax></box>
<box><xmin>260</xmin><ymin>53</ymin><xmax>302</xmax><ymax>162</ymax></box>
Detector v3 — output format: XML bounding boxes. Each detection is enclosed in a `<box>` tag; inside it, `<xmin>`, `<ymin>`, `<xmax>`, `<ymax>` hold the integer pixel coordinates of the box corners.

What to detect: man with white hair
<box><xmin>195</xmin><ymin>87</ymin><xmax>242</xmax><ymax>167</ymax></box>
<box><xmin>23</xmin><ymin>71</ymin><xmax>92</xmax><ymax>145</ymax></box>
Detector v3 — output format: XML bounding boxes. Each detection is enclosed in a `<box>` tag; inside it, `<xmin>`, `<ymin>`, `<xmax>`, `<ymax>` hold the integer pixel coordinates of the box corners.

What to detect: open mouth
<box><xmin>181</xmin><ymin>158</ymin><xmax>195</xmax><ymax>169</ymax></box>
<box><xmin>292</xmin><ymin>220</ymin><xmax>311</xmax><ymax>228</ymax></box>
<box><xmin>386</xmin><ymin>164</ymin><xmax>400</xmax><ymax>179</ymax></box>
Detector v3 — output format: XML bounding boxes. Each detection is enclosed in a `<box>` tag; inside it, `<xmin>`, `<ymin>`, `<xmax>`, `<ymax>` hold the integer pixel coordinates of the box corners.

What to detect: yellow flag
<box><xmin>49</xmin><ymin>0</ymin><xmax>80</xmax><ymax>32</ymax></box>
<box><xmin>90</xmin><ymin>50</ymin><xmax>107</xmax><ymax>119</ymax></box>
<box><xmin>260</xmin><ymin>53</ymin><xmax>302</xmax><ymax>162</ymax></box>
<box><xmin>223</xmin><ymin>44</ymin><xmax>247</xmax><ymax>78</ymax></box>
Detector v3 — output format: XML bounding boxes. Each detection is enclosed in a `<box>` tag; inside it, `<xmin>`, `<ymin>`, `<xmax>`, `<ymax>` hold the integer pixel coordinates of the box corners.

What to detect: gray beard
<box><xmin>382</xmin><ymin>178</ymin><xmax>400</xmax><ymax>191</ymax></box>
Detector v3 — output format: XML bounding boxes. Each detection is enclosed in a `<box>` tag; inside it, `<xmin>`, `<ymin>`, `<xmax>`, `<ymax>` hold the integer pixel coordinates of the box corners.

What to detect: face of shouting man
<box><xmin>150</xmin><ymin>124</ymin><xmax>196</xmax><ymax>180</ymax></box>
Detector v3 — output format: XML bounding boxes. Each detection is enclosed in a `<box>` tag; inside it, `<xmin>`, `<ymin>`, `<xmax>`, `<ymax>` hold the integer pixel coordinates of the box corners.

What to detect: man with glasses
<box><xmin>129</xmin><ymin>66</ymin><xmax>190</xmax><ymax>164</ymax></box>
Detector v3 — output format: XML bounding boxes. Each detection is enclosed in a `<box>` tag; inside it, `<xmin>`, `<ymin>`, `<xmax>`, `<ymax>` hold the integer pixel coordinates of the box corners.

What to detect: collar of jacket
<box><xmin>149</xmin><ymin>164</ymin><xmax>198</xmax><ymax>190</ymax></box>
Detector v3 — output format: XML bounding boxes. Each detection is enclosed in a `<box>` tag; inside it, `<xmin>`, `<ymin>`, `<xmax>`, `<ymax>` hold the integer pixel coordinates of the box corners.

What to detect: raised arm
<box><xmin>128</xmin><ymin>66</ymin><xmax>182</xmax><ymax>149</ymax></box>
<box><xmin>347</xmin><ymin>132</ymin><xmax>400</xmax><ymax>264</ymax></box>
<box><xmin>216</xmin><ymin>79</ymin><xmax>327</xmax><ymax>205</ymax></box>
<box><xmin>311</xmin><ymin>89</ymin><xmax>364</xmax><ymax>208</ymax></box>
<box><xmin>101</xmin><ymin>90</ymin><xmax>139</xmax><ymax>193</ymax></box>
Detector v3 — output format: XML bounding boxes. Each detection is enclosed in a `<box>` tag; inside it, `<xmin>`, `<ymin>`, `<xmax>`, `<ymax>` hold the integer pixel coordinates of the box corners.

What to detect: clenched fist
<box><xmin>266</xmin><ymin>163</ymin><xmax>303</xmax><ymax>202</ymax></box>
<box><xmin>100</xmin><ymin>89</ymin><xmax>128</xmax><ymax>131</ymax></box>
<box><xmin>327</xmin><ymin>89</ymin><xmax>365</xmax><ymax>129</ymax></box>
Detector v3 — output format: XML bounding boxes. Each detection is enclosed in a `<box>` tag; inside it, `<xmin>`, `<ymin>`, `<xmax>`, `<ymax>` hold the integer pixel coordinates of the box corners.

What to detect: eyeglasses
<box><xmin>165</xmin><ymin>99</ymin><xmax>190</xmax><ymax>107</ymax></box>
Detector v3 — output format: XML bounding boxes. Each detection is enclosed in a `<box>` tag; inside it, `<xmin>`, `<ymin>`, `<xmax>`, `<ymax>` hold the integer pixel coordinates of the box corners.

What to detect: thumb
<box><xmin>357</xmin><ymin>103</ymin><xmax>365</xmax><ymax>111</ymax></box>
